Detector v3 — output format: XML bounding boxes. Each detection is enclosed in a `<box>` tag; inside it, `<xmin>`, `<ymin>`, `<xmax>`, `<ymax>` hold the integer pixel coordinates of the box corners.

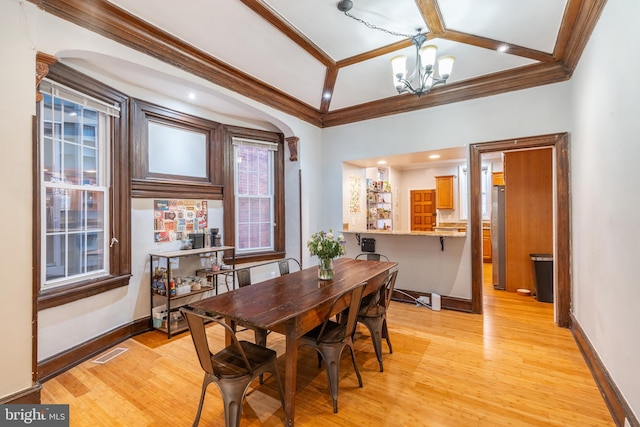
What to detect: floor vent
<box><xmin>92</xmin><ymin>347</ymin><xmax>128</xmax><ymax>364</ymax></box>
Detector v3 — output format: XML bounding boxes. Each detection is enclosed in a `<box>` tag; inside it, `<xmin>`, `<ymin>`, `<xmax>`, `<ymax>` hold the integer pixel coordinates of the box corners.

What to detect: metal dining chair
<box><xmin>356</xmin><ymin>269</ymin><xmax>398</xmax><ymax>372</ymax></box>
<box><xmin>180</xmin><ymin>306</ymin><xmax>285</xmax><ymax>427</ymax></box>
<box><xmin>277</xmin><ymin>258</ymin><xmax>301</xmax><ymax>275</ymax></box>
<box><xmin>355</xmin><ymin>253</ymin><xmax>390</xmax><ymax>262</ymax></box>
<box><xmin>298</xmin><ymin>282</ymin><xmax>366</xmax><ymax>413</ymax></box>
<box><xmin>235</xmin><ymin>268</ymin><xmax>268</xmax><ymax>348</ymax></box>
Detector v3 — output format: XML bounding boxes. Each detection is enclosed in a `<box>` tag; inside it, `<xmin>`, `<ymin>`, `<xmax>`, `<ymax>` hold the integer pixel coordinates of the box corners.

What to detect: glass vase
<box><xmin>318</xmin><ymin>258</ymin><xmax>334</xmax><ymax>280</ymax></box>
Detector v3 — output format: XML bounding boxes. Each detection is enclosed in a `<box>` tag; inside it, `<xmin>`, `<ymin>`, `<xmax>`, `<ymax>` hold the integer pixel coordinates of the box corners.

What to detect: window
<box><xmin>459</xmin><ymin>164</ymin><xmax>491</xmax><ymax>220</ymax></box>
<box><xmin>233</xmin><ymin>138</ymin><xmax>277</xmax><ymax>253</ymax></box>
<box><xmin>40</xmin><ymin>80</ymin><xmax>112</xmax><ymax>287</ymax></box>
<box><xmin>224</xmin><ymin>126</ymin><xmax>284</xmax><ymax>263</ymax></box>
<box><xmin>130</xmin><ymin>99</ymin><xmax>222</xmax><ymax>199</ymax></box>
<box><xmin>37</xmin><ymin>64</ymin><xmax>131</xmax><ymax>309</ymax></box>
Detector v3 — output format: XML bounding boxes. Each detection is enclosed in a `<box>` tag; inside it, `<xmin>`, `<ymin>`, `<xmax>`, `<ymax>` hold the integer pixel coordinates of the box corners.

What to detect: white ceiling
<box><xmin>54</xmin><ymin>0</ymin><xmax>571</xmax><ymax>125</ymax></box>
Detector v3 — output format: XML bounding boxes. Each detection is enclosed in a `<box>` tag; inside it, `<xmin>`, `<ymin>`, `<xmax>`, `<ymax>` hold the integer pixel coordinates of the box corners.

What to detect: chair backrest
<box><xmin>380</xmin><ymin>269</ymin><xmax>399</xmax><ymax>310</ymax></box>
<box><xmin>180</xmin><ymin>307</ymin><xmax>254</xmax><ymax>376</ymax></box>
<box><xmin>316</xmin><ymin>282</ymin><xmax>365</xmax><ymax>343</ymax></box>
<box><xmin>236</xmin><ymin>268</ymin><xmax>252</xmax><ymax>288</ymax></box>
<box><xmin>355</xmin><ymin>253</ymin><xmax>390</xmax><ymax>262</ymax></box>
<box><xmin>278</xmin><ymin>258</ymin><xmax>301</xmax><ymax>275</ymax></box>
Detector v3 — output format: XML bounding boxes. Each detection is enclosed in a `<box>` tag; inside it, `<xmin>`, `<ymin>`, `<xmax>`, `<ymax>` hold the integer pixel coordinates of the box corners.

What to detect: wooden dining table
<box><xmin>189</xmin><ymin>257</ymin><xmax>398</xmax><ymax>426</ymax></box>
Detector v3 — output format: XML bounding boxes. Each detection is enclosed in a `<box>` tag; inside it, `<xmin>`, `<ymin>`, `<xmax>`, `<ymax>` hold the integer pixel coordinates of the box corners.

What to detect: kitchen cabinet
<box><xmin>149</xmin><ymin>246</ymin><xmax>235</xmax><ymax>338</ymax></box>
<box><xmin>435</xmin><ymin>175</ymin><xmax>454</xmax><ymax>209</ymax></box>
<box><xmin>492</xmin><ymin>172</ymin><xmax>505</xmax><ymax>186</ymax></box>
<box><xmin>483</xmin><ymin>228</ymin><xmax>492</xmax><ymax>263</ymax></box>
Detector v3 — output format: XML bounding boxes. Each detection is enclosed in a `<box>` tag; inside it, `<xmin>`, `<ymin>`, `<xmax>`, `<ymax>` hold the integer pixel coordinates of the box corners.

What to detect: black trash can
<box><xmin>530</xmin><ymin>254</ymin><xmax>553</xmax><ymax>303</ymax></box>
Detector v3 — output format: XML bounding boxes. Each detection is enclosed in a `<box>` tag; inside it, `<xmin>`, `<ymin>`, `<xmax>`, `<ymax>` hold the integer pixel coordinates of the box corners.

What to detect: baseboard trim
<box><xmin>0</xmin><ymin>384</ymin><xmax>42</xmax><ymax>404</ymax></box>
<box><xmin>571</xmin><ymin>313</ymin><xmax>639</xmax><ymax>427</ymax></box>
<box><xmin>392</xmin><ymin>288</ymin><xmax>473</xmax><ymax>313</ymax></box>
<box><xmin>38</xmin><ymin>317</ymin><xmax>151</xmax><ymax>383</ymax></box>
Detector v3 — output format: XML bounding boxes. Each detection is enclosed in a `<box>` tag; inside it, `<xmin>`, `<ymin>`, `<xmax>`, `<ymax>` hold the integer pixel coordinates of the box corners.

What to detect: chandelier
<box><xmin>337</xmin><ymin>0</ymin><xmax>455</xmax><ymax>97</ymax></box>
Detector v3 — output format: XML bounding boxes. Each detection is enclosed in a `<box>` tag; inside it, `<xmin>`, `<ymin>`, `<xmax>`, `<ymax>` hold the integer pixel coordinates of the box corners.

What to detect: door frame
<box><xmin>469</xmin><ymin>133</ymin><xmax>571</xmax><ymax>327</ymax></box>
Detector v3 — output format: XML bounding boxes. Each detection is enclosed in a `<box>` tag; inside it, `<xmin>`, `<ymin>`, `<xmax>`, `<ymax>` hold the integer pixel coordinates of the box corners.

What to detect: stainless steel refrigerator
<box><xmin>491</xmin><ymin>185</ymin><xmax>506</xmax><ymax>290</ymax></box>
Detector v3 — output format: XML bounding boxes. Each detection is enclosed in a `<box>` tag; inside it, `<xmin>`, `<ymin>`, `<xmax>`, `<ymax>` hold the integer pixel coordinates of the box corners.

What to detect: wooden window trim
<box><xmin>130</xmin><ymin>99</ymin><xmax>224</xmax><ymax>199</ymax></box>
<box><xmin>223</xmin><ymin>125</ymin><xmax>285</xmax><ymax>264</ymax></box>
<box><xmin>35</xmin><ymin>63</ymin><xmax>132</xmax><ymax>310</ymax></box>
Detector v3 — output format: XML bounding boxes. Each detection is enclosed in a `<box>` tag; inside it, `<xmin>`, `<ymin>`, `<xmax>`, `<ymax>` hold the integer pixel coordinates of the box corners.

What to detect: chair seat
<box><xmin>358</xmin><ymin>304</ymin><xmax>385</xmax><ymax>318</ymax></box>
<box><xmin>213</xmin><ymin>341</ymin><xmax>278</xmax><ymax>379</ymax></box>
<box><xmin>301</xmin><ymin>320</ymin><xmax>348</xmax><ymax>344</ymax></box>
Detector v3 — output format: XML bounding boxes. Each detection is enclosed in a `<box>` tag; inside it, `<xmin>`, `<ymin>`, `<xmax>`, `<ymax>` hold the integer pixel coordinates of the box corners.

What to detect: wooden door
<box><xmin>504</xmin><ymin>149</ymin><xmax>553</xmax><ymax>293</ymax></box>
<box><xmin>410</xmin><ymin>189</ymin><xmax>436</xmax><ymax>231</ymax></box>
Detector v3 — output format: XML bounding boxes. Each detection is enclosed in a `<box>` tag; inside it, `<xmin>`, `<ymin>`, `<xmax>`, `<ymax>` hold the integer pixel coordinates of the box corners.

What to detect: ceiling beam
<box><xmin>561</xmin><ymin>0</ymin><xmax>608</xmax><ymax>72</ymax></box>
<box><xmin>238</xmin><ymin>0</ymin><xmax>335</xmax><ymax>67</ymax></box>
<box><xmin>320</xmin><ymin>66</ymin><xmax>339</xmax><ymax>114</ymax></box>
<box><xmin>415</xmin><ymin>0</ymin><xmax>445</xmax><ymax>35</ymax></box>
<box><xmin>322</xmin><ymin>61</ymin><xmax>570</xmax><ymax>127</ymax></box>
<box><xmin>28</xmin><ymin>0</ymin><xmax>605</xmax><ymax>129</ymax></box>
<box><xmin>443</xmin><ymin>30</ymin><xmax>557</xmax><ymax>63</ymax></box>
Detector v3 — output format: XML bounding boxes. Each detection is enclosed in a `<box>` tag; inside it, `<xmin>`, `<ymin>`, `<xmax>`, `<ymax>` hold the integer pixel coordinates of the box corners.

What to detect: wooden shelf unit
<box><xmin>149</xmin><ymin>246</ymin><xmax>235</xmax><ymax>338</ymax></box>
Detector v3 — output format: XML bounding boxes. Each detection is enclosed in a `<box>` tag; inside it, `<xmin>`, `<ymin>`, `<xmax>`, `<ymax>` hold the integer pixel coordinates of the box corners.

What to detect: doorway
<box><xmin>469</xmin><ymin>133</ymin><xmax>571</xmax><ymax>327</ymax></box>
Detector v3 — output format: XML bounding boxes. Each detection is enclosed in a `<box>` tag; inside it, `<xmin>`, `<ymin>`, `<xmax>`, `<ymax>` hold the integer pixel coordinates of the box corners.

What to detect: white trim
<box><xmin>232</xmin><ymin>137</ymin><xmax>278</xmax><ymax>151</ymax></box>
<box><xmin>39</xmin><ymin>79</ymin><xmax>120</xmax><ymax>118</ymax></box>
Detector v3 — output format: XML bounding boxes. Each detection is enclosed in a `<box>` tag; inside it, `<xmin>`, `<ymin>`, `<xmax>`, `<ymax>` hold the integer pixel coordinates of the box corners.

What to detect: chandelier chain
<box><xmin>342</xmin><ymin>11</ymin><xmax>415</xmax><ymax>39</ymax></box>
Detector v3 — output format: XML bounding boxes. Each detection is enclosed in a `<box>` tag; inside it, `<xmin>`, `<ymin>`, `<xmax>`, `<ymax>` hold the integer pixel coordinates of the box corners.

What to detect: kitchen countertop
<box><xmin>342</xmin><ymin>229</ymin><xmax>466</xmax><ymax>237</ymax></box>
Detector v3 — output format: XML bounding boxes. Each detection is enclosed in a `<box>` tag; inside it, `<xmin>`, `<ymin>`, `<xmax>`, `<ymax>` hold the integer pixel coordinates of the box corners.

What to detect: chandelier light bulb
<box><xmin>419</xmin><ymin>45</ymin><xmax>437</xmax><ymax>71</ymax></box>
<box><xmin>438</xmin><ymin>56</ymin><xmax>455</xmax><ymax>79</ymax></box>
<box><xmin>390</xmin><ymin>55</ymin><xmax>407</xmax><ymax>80</ymax></box>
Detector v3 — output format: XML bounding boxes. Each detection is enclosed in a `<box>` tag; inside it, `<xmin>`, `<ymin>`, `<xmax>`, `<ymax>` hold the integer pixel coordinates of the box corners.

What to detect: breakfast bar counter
<box><xmin>341</xmin><ymin>229</ymin><xmax>472</xmax><ymax>308</ymax></box>
<box><xmin>342</xmin><ymin>229</ymin><xmax>466</xmax><ymax>238</ymax></box>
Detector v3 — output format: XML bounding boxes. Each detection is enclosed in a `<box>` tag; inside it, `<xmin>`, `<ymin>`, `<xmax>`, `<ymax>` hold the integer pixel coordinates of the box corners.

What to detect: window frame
<box><xmin>36</xmin><ymin>63</ymin><xmax>131</xmax><ymax>310</ymax></box>
<box><xmin>130</xmin><ymin>98</ymin><xmax>223</xmax><ymax>200</ymax></box>
<box><xmin>459</xmin><ymin>164</ymin><xmax>491</xmax><ymax>221</ymax></box>
<box><xmin>233</xmin><ymin>138</ymin><xmax>277</xmax><ymax>254</ymax></box>
<box><xmin>223</xmin><ymin>125</ymin><xmax>285</xmax><ymax>263</ymax></box>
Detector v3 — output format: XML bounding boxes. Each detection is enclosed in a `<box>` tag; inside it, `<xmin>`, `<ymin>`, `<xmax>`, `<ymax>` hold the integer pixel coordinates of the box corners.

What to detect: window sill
<box><xmin>38</xmin><ymin>274</ymin><xmax>132</xmax><ymax>310</ymax></box>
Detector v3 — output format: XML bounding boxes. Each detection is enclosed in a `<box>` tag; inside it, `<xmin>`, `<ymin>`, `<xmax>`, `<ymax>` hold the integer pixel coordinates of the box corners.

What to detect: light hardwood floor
<box><xmin>41</xmin><ymin>265</ymin><xmax>614</xmax><ymax>426</ymax></box>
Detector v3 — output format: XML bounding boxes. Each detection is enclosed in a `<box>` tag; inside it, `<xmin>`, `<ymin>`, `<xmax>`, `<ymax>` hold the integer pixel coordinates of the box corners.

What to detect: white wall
<box><xmin>0</xmin><ymin>0</ymin><xmax>37</xmax><ymax>399</ymax></box>
<box><xmin>342</xmin><ymin>163</ymin><xmax>367</xmax><ymax>231</ymax></box>
<box><xmin>570</xmin><ymin>0</ymin><xmax>640</xmax><ymax>419</ymax></box>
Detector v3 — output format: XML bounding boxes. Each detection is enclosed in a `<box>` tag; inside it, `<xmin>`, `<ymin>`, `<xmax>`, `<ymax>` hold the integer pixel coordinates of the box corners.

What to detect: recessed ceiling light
<box><xmin>377</xmin><ymin>160</ymin><xmax>387</xmax><ymax>165</ymax></box>
<box><xmin>323</xmin><ymin>92</ymin><xmax>332</xmax><ymax>99</ymax></box>
<box><xmin>429</xmin><ymin>154</ymin><xmax>441</xmax><ymax>159</ymax></box>
<box><xmin>188</xmin><ymin>92</ymin><xmax>196</xmax><ymax>100</ymax></box>
<box><xmin>497</xmin><ymin>44</ymin><xmax>509</xmax><ymax>53</ymax></box>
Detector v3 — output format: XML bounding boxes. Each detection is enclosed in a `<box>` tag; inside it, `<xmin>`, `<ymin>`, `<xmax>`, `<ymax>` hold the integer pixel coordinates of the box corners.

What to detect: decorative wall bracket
<box><xmin>285</xmin><ymin>136</ymin><xmax>299</xmax><ymax>161</ymax></box>
<box><xmin>36</xmin><ymin>52</ymin><xmax>58</xmax><ymax>102</ymax></box>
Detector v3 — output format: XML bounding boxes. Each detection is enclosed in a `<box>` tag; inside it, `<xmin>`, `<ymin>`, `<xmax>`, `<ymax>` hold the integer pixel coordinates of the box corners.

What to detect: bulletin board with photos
<box><xmin>153</xmin><ymin>199</ymin><xmax>208</xmax><ymax>242</ymax></box>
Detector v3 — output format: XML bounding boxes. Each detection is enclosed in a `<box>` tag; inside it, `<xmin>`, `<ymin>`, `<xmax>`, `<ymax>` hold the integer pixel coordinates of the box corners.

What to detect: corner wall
<box><xmin>569</xmin><ymin>0</ymin><xmax>640</xmax><ymax>420</ymax></box>
<box><xmin>0</xmin><ymin>0</ymin><xmax>36</xmax><ymax>399</ymax></box>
